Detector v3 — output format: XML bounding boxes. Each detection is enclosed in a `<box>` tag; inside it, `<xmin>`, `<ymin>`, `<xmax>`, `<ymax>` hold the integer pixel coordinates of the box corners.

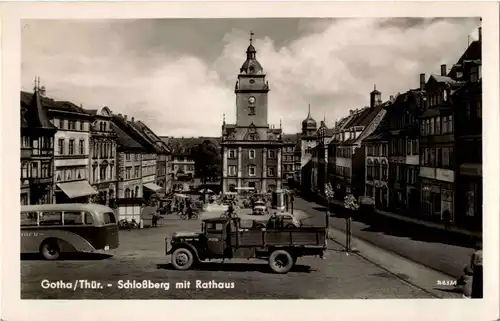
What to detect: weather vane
<box><xmin>250</xmin><ymin>31</ymin><xmax>254</xmax><ymax>44</ymax></box>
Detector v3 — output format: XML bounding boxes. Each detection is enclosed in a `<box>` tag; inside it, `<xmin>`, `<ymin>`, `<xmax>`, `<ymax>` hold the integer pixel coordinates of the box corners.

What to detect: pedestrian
<box><xmin>455</xmin><ymin>265</ymin><xmax>474</xmax><ymax>298</ymax></box>
<box><xmin>470</xmin><ymin>240</ymin><xmax>483</xmax><ymax>298</ymax></box>
<box><xmin>442</xmin><ymin>210</ymin><xmax>452</xmax><ymax>230</ymax></box>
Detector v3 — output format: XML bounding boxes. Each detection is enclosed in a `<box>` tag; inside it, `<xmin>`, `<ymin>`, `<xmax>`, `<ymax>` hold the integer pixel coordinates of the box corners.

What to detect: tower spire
<box><xmin>308</xmin><ymin>103</ymin><xmax>311</xmax><ymax>117</ymax></box>
<box><xmin>250</xmin><ymin>30</ymin><xmax>254</xmax><ymax>45</ymax></box>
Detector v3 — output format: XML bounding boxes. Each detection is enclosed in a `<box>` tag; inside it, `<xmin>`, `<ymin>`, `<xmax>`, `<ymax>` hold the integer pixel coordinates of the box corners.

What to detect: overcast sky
<box><xmin>21</xmin><ymin>18</ymin><xmax>481</xmax><ymax>137</ymax></box>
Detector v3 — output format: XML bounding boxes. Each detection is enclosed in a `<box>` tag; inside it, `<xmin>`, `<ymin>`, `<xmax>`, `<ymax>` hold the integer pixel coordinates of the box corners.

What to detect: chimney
<box><xmin>389</xmin><ymin>95</ymin><xmax>394</xmax><ymax>101</ymax></box>
<box><xmin>118</xmin><ymin>113</ymin><xmax>122</xmax><ymax>117</ymax></box>
<box><xmin>349</xmin><ymin>110</ymin><xmax>353</xmax><ymax>115</ymax></box>
<box><xmin>124</xmin><ymin>115</ymin><xmax>128</xmax><ymax>120</ymax></box>
<box><xmin>420</xmin><ymin>73</ymin><xmax>426</xmax><ymax>90</ymax></box>
<box><xmin>131</xmin><ymin>117</ymin><xmax>135</xmax><ymax>122</ymax></box>
<box><xmin>478</xmin><ymin>26</ymin><xmax>482</xmax><ymax>43</ymax></box>
<box><xmin>441</xmin><ymin>64</ymin><xmax>447</xmax><ymax>76</ymax></box>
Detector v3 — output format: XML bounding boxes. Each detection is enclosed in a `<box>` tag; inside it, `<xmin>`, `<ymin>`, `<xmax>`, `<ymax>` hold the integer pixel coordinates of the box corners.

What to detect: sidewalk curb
<box><xmin>326</xmin><ymin>228</ymin><xmax>461</xmax><ymax>299</ymax></box>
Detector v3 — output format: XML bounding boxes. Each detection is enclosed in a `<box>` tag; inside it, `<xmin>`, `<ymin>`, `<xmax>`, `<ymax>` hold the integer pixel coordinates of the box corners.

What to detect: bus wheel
<box><xmin>268</xmin><ymin>249</ymin><xmax>293</xmax><ymax>274</ymax></box>
<box><xmin>41</xmin><ymin>240</ymin><xmax>60</xmax><ymax>260</ymax></box>
<box><xmin>171</xmin><ymin>248</ymin><xmax>194</xmax><ymax>270</ymax></box>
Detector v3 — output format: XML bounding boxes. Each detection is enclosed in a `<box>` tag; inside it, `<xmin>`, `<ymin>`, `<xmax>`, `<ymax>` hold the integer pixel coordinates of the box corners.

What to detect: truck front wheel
<box><xmin>268</xmin><ymin>249</ymin><xmax>294</xmax><ymax>274</ymax></box>
<box><xmin>171</xmin><ymin>248</ymin><xmax>195</xmax><ymax>270</ymax></box>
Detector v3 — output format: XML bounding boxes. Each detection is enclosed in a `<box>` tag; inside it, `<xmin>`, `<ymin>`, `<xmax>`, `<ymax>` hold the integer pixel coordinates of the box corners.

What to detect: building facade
<box><xmin>419</xmin><ymin>66</ymin><xmax>462</xmax><ymax>223</ymax></box>
<box><xmin>221</xmin><ymin>34</ymin><xmax>283</xmax><ymax>193</ymax></box>
<box><xmin>46</xmin><ymin>97</ymin><xmax>97</xmax><ymax>203</ymax></box>
<box><xmin>111</xmin><ymin>115</ymin><xmax>146</xmax><ymax>199</ymax></box>
<box><xmin>385</xmin><ymin>88</ymin><xmax>423</xmax><ymax>214</ymax></box>
<box><xmin>282</xmin><ymin>134</ymin><xmax>298</xmax><ymax>182</ymax></box>
<box><xmin>20</xmin><ymin>86</ymin><xmax>57</xmax><ymax>205</ymax></box>
<box><xmin>299</xmin><ymin>107</ymin><xmax>318</xmax><ymax>192</ymax></box>
<box><xmin>364</xmin><ymin>129</ymin><xmax>390</xmax><ymax>208</ymax></box>
<box><xmin>451</xmin><ymin>34</ymin><xmax>482</xmax><ymax>231</ymax></box>
<box><xmin>329</xmin><ymin>88</ymin><xmax>387</xmax><ymax>200</ymax></box>
<box><xmin>87</xmin><ymin>106</ymin><xmax>118</xmax><ymax>206</ymax></box>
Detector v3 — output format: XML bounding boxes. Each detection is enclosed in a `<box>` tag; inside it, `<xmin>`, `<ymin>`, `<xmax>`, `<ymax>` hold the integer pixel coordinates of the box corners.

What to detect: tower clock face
<box><xmin>248</xmin><ymin>96</ymin><xmax>256</xmax><ymax>104</ymax></box>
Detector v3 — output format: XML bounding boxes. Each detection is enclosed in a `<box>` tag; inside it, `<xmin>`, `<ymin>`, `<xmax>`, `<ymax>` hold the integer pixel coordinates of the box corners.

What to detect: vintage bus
<box><xmin>21</xmin><ymin>203</ymin><xmax>119</xmax><ymax>260</ymax></box>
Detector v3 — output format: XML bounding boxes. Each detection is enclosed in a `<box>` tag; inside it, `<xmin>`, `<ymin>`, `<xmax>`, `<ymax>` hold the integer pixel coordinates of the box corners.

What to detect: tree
<box><xmin>193</xmin><ymin>140</ymin><xmax>221</xmax><ymax>185</ymax></box>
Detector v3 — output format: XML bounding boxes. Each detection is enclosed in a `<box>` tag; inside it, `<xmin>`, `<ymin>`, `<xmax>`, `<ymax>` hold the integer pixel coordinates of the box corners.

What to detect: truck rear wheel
<box><xmin>268</xmin><ymin>249</ymin><xmax>294</xmax><ymax>274</ymax></box>
<box><xmin>171</xmin><ymin>248</ymin><xmax>194</xmax><ymax>270</ymax></box>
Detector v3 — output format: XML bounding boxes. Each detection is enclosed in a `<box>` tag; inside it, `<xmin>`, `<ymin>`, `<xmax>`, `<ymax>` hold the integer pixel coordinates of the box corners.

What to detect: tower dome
<box><xmin>302</xmin><ymin>104</ymin><xmax>317</xmax><ymax>132</ymax></box>
<box><xmin>240</xmin><ymin>32</ymin><xmax>264</xmax><ymax>75</ymax></box>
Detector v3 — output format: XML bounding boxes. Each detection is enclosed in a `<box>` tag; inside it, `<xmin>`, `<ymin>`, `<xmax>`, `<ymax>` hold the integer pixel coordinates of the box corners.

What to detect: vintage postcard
<box><xmin>1</xmin><ymin>1</ymin><xmax>499</xmax><ymax>321</ymax></box>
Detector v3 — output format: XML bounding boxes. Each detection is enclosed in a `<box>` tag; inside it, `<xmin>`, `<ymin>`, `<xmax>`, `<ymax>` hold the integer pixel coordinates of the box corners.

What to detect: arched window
<box><xmin>135</xmin><ymin>186</ymin><xmax>139</xmax><ymax>198</ymax></box>
<box><xmin>125</xmin><ymin>188</ymin><xmax>131</xmax><ymax>198</ymax></box>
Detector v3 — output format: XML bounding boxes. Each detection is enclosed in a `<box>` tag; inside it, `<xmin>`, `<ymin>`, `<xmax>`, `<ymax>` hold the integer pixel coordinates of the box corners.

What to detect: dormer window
<box><xmin>470</xmin><ymin>66</ymin><xmax>480</xmax><ymax>82</ymax></box>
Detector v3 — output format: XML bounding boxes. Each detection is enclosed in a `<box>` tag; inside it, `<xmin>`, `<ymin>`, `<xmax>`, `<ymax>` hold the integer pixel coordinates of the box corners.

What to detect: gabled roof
<box><xmin>20</xmin><ymin>91</ymin><xmax>58</xmax><ymax>132</ymax></box>
<box><xmin>110</xmin><ymin>121</ymin><xmax>145</xmax><ymax>151</ymax></box>
<box><xmin>448</xmin><ymin>40</ymin><xmax>481</xmax><ymax>79</ymax></box>
<box><xmin>428</xmin><ymin>74</ymin><xmax>462</xmax><ymax>86</ymax></box>
<box><xmin>128</xmin><ymin>120</ymin><xmax>164</xmax><ymax>154</ymax></box>
<box><xmin>21</xmin><ymin>91</ymin><xmax>89</xmax><ymax>118</ymax></box>
<box><xmin>111</xmin><ymin>114</ymin><xmax>152</xmax><ymax>152</ymax></box>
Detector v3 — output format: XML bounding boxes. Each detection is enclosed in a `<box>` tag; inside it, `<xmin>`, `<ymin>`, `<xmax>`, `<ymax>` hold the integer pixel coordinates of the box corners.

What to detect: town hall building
<box><xmin>221</xmin><ymin>33</ymin><xmax>284</xmax><ymax>193</ymax></box>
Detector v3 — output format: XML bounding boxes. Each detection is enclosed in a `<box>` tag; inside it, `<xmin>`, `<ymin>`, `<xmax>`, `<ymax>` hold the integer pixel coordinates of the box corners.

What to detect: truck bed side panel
<box><xmin>229</xmin><ymin>228</ymin><xmax>326</xmax><ymax>247</ymax></box>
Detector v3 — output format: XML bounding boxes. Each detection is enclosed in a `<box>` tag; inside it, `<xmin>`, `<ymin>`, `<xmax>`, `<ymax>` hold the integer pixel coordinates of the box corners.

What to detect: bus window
<box><xmin>39</xmin><ymin>211</ymin><xmax>62</xmax><ymax>226</ymax></box>
<box><xmin>84</xmin><ymin>212</ymin><xmax>94</xmax><ymax>225</ymax></box>
<box><xmin>103</xmin><ymin>212</ymin><xmax>116</xmax><ymax>224</ymax></box>
<box><xmin>63</xmin><ymin>211</ymin><xmax>84</xmax><ymax>225</ymax></box>
<box><xmin>21</xmin><ymin>212</ymin><xmax>38</xmax><ymax>226</ymax></box>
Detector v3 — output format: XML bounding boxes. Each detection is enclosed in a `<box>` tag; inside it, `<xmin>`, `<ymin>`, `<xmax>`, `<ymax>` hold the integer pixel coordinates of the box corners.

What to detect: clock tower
<box><xmin>221</xmin><ymin>32</ymin><xmax>283</xmax><ymax>194</ymax></box>
<box><xmin>235</xmin><ymin>32</ymin><xmax>270</xmax><ymax>128</ymax></box>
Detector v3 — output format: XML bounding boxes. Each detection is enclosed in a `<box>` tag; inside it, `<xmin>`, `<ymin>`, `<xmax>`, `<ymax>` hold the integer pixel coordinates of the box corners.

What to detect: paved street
<box><xmin>292</xmin><ymin>197</ymin><xmax>475</xmax><ymax>278</ymax></box>
<box><xmin>21</xmin><ymin>214</ymin><xmax>452</xmax><ymax>299</ymax></box>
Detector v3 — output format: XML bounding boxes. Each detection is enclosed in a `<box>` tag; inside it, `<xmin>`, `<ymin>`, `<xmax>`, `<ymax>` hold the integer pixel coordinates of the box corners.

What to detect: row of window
<box><xmin>227</xmin><ymin>149</ymin><xmax>278</xmax><ymax>160</ymax></box>
<box><xmin>142</xmin><ymin>165</ymin><xmax>156</xmax><ymax>177</ymax></box>
<box><xmin>124</xmin><ymin>186</ymin><xmax>141</xmax><ymax>198</ymax></box>
<box><xmin>389</xmin><ymin>165</ymin><xmax>419</xmax><ymax>185</ymax></box>
<box><xmin>420</xmin><ymin>147</ymin><xmax>454</xmax><ymax>169</ymax></box>
<box><xmin>58</xmin><ymin>138</ymin><xmax>86</xmax><ymax>156</ymax></box>
<box><xmin>283</xmin><ymin>147</ymin><xmax>294</xmax><ymax>153</ymax></box>
<box><xmin>173</xmin><ymin>165</ymin><xmax>195</xmax><ymax>172</ymax></box>
<box><xmin>366</xmin><ymin>163</ymin><xmax>388</xmax><ymax>181</ymax></box>
<box><xmin>427</xmin><ymin>89</ymin><xmax>448</xmax><ymax>108</ymax></box>
<box><xmin>21</xmin><ymin>211</ymin><xmax>98</xmax><ymax>227</ymax></box>
<box><xmin>21</xmin><ymin>136</ymin><xmax>54</xmax><ymax>154</ymax></box>
<box><xmin>389</xmin><ymin>113</ymin><xmax>417</xmax><ymax>130</ymax></box>
<box><xmin>227</xmin><ymin>165</ymin><xmax>277</xmax><ymax>177</ymax></box>
<box><xmin>55</xmin><ymin>167</ymin><xmax>87</xmax><ymax>182</ymax></box>
<box><xmin>21</xmin><ymin>161</ymin><xmax>52</xmax><ymax>179</ymax></box>
<box><xmin>125</xmin><ymin>153</ymin><xmax>142</xmax><ymax>161</ymax></box>
<box><xmin>91</xmin><ymin>164</ymin><xmax>115</xmax><ymax>183</ymax></box>
<box><xmin>54</xmin><ymin>118</ymin><xmax>87</xmax><ymax>132</ymax></box>
<box><xmin>366</xmin><ymin>144</ymin><xmax>389</xmax><ymax>157</ymax></box>
<box><xmin>335</xmin><ymin>165</ymin><xmax>351</xmax><ymax>178</ymax></box>
<box><xmin>420</xmin><ymin>115</ymin><xmax>454</xmax><ymax>136</ymax></box>
<box><xmin>390</xmin><ymin>138</ymin><xmax>419</xmax><ymax>156</ymax></box>
<box><xmin>282</xmin><ymin>164</ymin><xmax>296</xmax><ymax>172</ymax></box>
<box><xmin>173</xmin><ymin>156</ymin><xmax>194</xmax><ymax>163</ymax></box>
<box><xmin>336</xmin><ymin>147</ymin><xmax>353</xmax><ymax>158</ymax></box>
<box><xmin>92</xmin><ymin>141</ymin><xmax>115</xmax><ymax>159</ymax></box>
<box><xmin>125</xmin><ymin>166</ymin><xmax>141</xmax><ymax>180</ymax></box>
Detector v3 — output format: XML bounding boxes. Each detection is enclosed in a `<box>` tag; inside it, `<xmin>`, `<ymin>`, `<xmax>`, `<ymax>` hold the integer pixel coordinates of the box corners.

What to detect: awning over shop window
<box><xmin>57</xmin><ymin>181</ymin><xmax>98</xmax><ymax>199</ymax></box>
<box><xmin>144</xmin><ymin>183</ymin><xmax>162</xmax><ymax>192</ymax></box>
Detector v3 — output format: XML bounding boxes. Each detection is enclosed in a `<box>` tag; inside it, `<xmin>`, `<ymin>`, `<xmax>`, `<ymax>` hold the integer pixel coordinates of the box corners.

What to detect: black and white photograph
<box><xmin>1</xmin><ymin>1</ymin><xmax>499</xmax><ymax>321</ymax></box>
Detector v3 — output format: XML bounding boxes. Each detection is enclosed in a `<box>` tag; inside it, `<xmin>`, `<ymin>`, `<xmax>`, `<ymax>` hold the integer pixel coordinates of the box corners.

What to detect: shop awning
<box><xmin>57</xmin><ymin>181</ymin><xmax>98</xmax><ymax>199</ymax></box>
<box><xmin>144</xmin><ymin>183</ymin><xmax>162</xmax><ymax>192</ymax></box>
